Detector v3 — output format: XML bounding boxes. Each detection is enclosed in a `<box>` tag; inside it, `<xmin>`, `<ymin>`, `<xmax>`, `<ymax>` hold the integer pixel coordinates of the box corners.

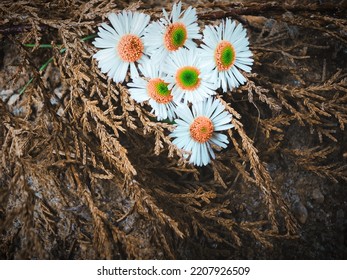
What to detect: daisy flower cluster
<box><xmin>93</xmin><ymin>2</ymin><xmax>253</xmax><ymax>166</ymax></box>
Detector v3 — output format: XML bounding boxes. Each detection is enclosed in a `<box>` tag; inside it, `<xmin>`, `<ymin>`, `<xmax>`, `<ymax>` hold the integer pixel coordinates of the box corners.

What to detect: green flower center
<box><xmin>147</xmin><ymin>78</ymin><xmax>173</xmax><ymax>104</ymax></box>
<box><xmin>172</xmin><ymin>28</ymin><xmax>186</xmax><ymax>47</ymax></box>
<box><xmin>156</xmin><ymin>82</ymin><xmax>170</xmax><ymax>96</ymax></box>
<box><xmin>214</xmin><ymin>40</ymin><xmax>236</xmax><ymax>71</ymax></box>
<box><xmin>221</xmin><ymin>47</ymin><xmax>234</xmax><ymax>66</ymax></box>
<box><xmin>180</xmin><ymin>70</ymin><xmax>198</xmax><ymax>86</ymax></box>
<box><xmin>176</xmin><ymin>66</ymin><xmax>200</xmax><ymax>90</ymax></box>
<box><xmin>164</xmin><ymin>22</ymin><xmax>187</xmax><ymax>51</ymax></box>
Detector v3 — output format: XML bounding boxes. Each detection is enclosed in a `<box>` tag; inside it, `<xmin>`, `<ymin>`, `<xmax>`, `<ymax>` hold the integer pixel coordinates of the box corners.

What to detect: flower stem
<box><xmin>23</xmin><ymin>43</ymin><xmax>60</xmax><ymax>48</ymax></box>
<box><xmin>19</xmin><ymin>34</ymin><xmax>96</xmax><ymax>95</ymax></box>
<box><xmin>19</xmin><ymin>49</ymin><xmax>64</xmax><ymax>95</ymax></box>
<box><xmin>80</xmin><ymin>34</ymin><xmax>97</xmax><ymax>42</ymax></box>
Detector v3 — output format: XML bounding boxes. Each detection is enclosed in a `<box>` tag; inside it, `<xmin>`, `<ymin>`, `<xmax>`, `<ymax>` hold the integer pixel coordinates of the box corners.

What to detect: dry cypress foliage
<box><xmin>0</xmin><ymin>0</ymin><xmax>346</xmax><ymax>259</ymax></box>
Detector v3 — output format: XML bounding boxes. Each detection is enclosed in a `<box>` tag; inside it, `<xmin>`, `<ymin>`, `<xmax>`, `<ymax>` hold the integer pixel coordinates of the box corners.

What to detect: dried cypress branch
<box><xmin>1</xmin><ymin>0</ymin><xmax>346</xmax><ymax>260</ymax></box>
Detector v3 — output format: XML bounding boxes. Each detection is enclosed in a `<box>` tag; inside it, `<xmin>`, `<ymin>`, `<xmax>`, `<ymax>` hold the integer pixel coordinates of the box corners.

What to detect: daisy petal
<box><xmin>170</xmin><ymin>98</ymin><xmax>233</xmax><ymax>166</ymax></box>
<box><xmin>200</xmin><ymin>19</ymin><xmax>253</xmax><ymax>92</ymax></box>
<box><xmin>93</xmin><ymin>11</ymin><xmax>150</xmax><ymax>83</ymax></box>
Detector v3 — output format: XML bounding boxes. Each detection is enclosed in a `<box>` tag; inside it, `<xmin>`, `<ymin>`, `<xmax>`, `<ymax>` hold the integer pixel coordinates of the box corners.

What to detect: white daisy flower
<box><xmin>93</xmin><ymin>11</ymin><xmax>150</xmax><ymax>83</ymax></box>
<box><xmin>170</xmin><ymin>98</ymin><xmax>233</xmax><ymax>166</ymax></box>
<box><xmin>127</xmin><ymin>59</ymin><xmax>176</xmax><ymax>121</ymax></box>
<box><xmin>200</xmin><ymin>18</ymin><xmax>253</xmax><ymax>92</ymax></box>
<box><xmin>162</xmin><ymin>48</ymin><xmax>217</xmax><ymax>104</ymax></box>
<box><xmin>143</xmin><ymin>1</ymin><xmax>201</xmax><ymax>66</ymax></box>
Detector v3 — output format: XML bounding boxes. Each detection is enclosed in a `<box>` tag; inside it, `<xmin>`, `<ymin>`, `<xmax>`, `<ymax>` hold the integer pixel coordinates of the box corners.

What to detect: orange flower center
<box><xmin>117</xmin><ymin>34</ymin><xmax>144</xmax><ymax>62</ymax></box>
<box><xmin>214</xmin><ymin>40</ymin><xmax>236</xmax><ymax>71</ymax></box>
<box><xmin>164</xmin><ymin>22</ymin><xmax>188</xmax><ymax>51</ymax></box>
<box><xmin>190</xmin><ymin>116</ymin><xmax>214</xmax><ymax>143</ymax></box>
<box><xmin>147</xmin><ymin>78</ymin><xmax>173</xmax><ymax>104</ymax></box>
